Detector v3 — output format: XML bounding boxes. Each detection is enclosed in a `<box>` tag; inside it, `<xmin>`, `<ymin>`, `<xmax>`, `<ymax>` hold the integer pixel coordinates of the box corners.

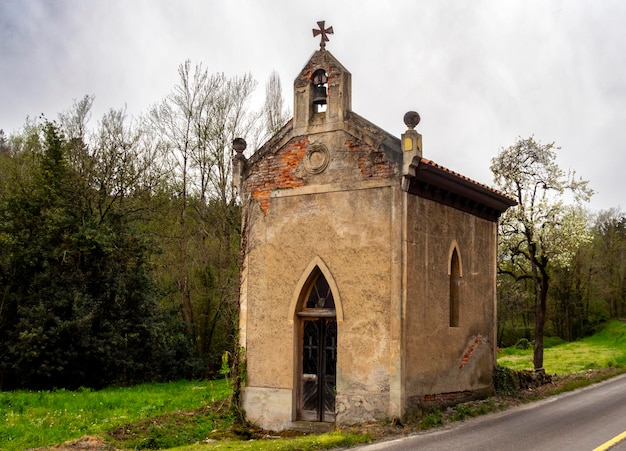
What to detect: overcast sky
<box><xmin>1</xmin><ymin>0</ymin><xmax>624</xmax><ymax>212</ymax></box>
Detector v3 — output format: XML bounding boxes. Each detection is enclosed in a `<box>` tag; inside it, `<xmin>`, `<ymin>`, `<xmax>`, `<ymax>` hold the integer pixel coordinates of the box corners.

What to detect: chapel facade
<box><xmin>232</xmin><ymin>35</ymin><xmax>515</xmax><ymax>430</ymax></box>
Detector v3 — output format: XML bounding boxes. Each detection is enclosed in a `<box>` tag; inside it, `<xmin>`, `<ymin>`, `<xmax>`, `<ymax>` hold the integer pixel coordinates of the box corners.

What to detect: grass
<box><xmin>0</xmin><ymin>376</ymin><xmax>367</xmax><ymax>451</ymax></box>
<box><xmin>497</xmin><ymin>320</ymin><xmax>626</xmax><ymax>373</ymax></box>
<box><xmin>2</xmin><ymin>320</ymin><xmax>626</xmax><ymax>450</ymax></box>
<box><xmin>0</xmin><ymin>379</ymin><xmax>232</xmax><ymax>451</ymax></box>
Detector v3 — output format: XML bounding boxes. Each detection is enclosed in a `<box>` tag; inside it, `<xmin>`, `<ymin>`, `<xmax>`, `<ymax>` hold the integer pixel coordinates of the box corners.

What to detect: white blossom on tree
<box><xmin>491</xmin><ymin>136</ymin><xmax>593</xmax><ymax>371</ymax></box>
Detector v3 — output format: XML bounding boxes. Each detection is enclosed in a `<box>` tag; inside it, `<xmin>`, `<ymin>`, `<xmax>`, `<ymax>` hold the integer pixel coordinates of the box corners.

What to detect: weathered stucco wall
<box><xmin>242</xmin><ymin>186</ymin><xmax>396</xmax><ymax>426</ymax></box>
<box><xmin>403</xmin><ymin>195</ymin><xmax>497</xmax><ymax>412</ymax></box>
<box><xmin>240</xmin><ymin>125</ymin><xmax>402</xmax><ymax>428</ymax></box>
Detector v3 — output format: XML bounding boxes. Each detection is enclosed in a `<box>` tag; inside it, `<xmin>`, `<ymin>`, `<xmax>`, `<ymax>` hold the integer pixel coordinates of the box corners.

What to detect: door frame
<box><xmin>290</xmin><ymin>257</ymin><xmax>343</xmax><ymax>423</ymax></box>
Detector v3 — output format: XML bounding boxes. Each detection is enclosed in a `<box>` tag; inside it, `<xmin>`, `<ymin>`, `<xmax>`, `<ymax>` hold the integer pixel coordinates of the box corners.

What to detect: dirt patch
<box><xmin>32</xmin><ymin>435</ymin><xmax>115</xmax><ymax>451</ymax></box>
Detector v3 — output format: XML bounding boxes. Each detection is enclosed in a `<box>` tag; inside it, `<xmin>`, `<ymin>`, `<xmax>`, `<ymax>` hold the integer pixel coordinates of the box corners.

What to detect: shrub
<box><xmin>494</xmin><ymin>365</ymin><xmax>520</xmax><ymax>396</ymax></box>
<box><xmin>544</xmin><ymin>336</ymin><xmax>567</xmax><ymax>348</ymax></box>
<box><xmin>515</xmin><ymin>338</ymin><xmax>532</xmax><ymax>350</ymax></box>
<box><xmin>454</xmin><ymin>404</ymin><xmax>472</xmax><ymax>421</ymax></box>
<box><xmin>419</xmin><ymin>409</ymin><xmax>443</xmax><ymax>429</ymax></box>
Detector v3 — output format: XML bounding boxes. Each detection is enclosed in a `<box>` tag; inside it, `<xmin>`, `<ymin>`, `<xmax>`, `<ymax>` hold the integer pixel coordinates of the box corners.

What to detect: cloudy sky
<box><xmin>1</xmin><ymin>0</ymin><xmax>624</xmax><ymax>212</ymax></box>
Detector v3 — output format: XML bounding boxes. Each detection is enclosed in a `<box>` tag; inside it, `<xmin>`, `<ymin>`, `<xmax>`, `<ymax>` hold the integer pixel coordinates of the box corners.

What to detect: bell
<box><xmin>312</xmin><ymin>84</ymin><xmax>327</xmax><ymax>105</ymax></box>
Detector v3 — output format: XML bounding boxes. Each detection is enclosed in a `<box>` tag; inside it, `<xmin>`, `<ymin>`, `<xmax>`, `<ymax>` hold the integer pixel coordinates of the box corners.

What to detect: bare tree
<box><xmin>193</xmin><ymin>71</ymin><xmax>258</xmax><ymax>211</ymax></box>
<box><xmin>261</xmin><ymin>70</ymin><xmax>290</xmax><ymax>140</ymax></box>
<box><xmin>148</xmin><ymin>60</ymin><xmax>259</xmax><ymax>368</ymax></box>
<box><xmin>59</xmin><ymin>95</ymin><xmax>94</xmax><ymax>143</ymax></box>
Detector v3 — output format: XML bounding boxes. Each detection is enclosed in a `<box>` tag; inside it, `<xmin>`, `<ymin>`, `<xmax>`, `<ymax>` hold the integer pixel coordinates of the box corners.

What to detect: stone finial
<box><xmin>401</xmin><ymin>111</ymin><xmax>423</xmax><ymax>189</ymax></box>
<box><xmin>403</xmin><ymin>111</ymin><xmax>421</xmax><ymax>129</ymax></box>
<box><xmin>232</xmin><ymin>138</ymin><xmax>247</xmax><ymax>192</ymax></box>
<box><xmin>233</xmin><ymin>137</ymin><xmax>247</xmax><ymax>155</ymax></box>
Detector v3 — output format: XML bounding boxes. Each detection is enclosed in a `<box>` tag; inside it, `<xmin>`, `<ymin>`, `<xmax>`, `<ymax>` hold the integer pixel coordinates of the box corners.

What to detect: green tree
<box><xmin>491</xmin><ymin>136</ymin><xmax>592</xmax><ymax>371</ymax></box>
<box><xmin>591</xmin><ymin>209</ymin><xmax>626</xmax><ymax>319</ymax></box>
<box><xmin>497</xmin><ymin>276</ymin><xmax>534</xmax><ymax>346</ymax></box>
<box><xmin>0</xmin><ymin>120</ymin><xmax>183</xmax><ymax>389</ymax></box>
<box><xmin>549</xmin><ymin>242</ymin><xmax>601</xmax><ymax>341</ymax></box>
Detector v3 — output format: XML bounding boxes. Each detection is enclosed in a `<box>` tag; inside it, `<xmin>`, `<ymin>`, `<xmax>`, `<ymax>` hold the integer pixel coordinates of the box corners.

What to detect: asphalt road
<box><xmin>354</xmin><ymin>373</ymin><xmax>626</xmax><ymax>451</ymax></box>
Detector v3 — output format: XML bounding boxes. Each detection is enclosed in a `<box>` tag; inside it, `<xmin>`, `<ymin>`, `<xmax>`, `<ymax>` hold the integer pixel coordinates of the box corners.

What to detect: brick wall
<box><xmin>407</xmin><ymin>386</ymin><xmax>494</xmax><ymax>415</ymax></box>
<box><xmin>244</xmin><ymin>137</ymin><xmax>309</xmax><ymax>214</ymax></box>
<box><xmin>244</xmin><ymin>135</ymin><xmax>398</xmax><ymax>214</ymax></box>
<box><xmin>345</xmin><ymin>139</ymin><xmax>397</xmax><ymax>179</ymax></box>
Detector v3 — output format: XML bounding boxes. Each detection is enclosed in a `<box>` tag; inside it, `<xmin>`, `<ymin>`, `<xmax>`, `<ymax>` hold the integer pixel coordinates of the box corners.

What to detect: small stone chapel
<box><xmin>232</xmin><ymin>23</ymin><xmax>516</xmax><ymax>430</ymax></box>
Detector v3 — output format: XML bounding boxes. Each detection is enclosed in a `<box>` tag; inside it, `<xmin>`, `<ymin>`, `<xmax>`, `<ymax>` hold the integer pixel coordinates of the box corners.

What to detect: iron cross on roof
<box><xmin>313</xmin><ymin>21</ymin><xmax>333</xmax><ymax>49</ymax></box>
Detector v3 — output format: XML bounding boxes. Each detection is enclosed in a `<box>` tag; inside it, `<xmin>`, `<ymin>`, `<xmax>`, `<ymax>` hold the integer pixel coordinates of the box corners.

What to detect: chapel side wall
<box><xmin>403</xmin><ymin>196</ymin><xmax>497</xmax><ymax>411</ymax></box>
<box><xmin>242</xmin><ymin>186</ymin><xmax>396</xmax><ymax>428</ymax></box>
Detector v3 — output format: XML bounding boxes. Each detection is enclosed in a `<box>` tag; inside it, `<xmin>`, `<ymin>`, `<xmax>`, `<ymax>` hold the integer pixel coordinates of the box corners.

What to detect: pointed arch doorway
<box><xmin>296</xmin><ymin>268</ymin><xmax>337</xmax><ymax>422</ymax></box>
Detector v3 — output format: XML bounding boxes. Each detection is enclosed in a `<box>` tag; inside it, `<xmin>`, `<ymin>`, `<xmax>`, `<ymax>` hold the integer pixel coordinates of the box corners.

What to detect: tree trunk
<box><xmin>533</xmin><ymin>299</ymin><xmax>545</xmax><ymax>372</ymax></box>
<box><xmin>529</xmin><ymin>240</ymin><xmax>548</xmax><ymax>373</ymax></box>
<box><xmin>533</xmin><ymin>263</ymin><xmax>549</xmax><ymax>373</ymax></box>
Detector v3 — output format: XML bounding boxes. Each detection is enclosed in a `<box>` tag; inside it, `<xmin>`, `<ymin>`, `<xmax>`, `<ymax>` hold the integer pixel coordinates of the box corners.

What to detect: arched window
<box><xmin>304</xmin><ymin>270</ymin><xmax>335</xmax><ymax>310</ymax></box>
<box><xmin>288</xmin><ymin>256</ymin><xmax>343</xmax><ymax>324</ymax></box>
<box><xmin>449</xmin><ymin>248</ymin><xmax>461</xmax><ymax>327</ymax></box>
